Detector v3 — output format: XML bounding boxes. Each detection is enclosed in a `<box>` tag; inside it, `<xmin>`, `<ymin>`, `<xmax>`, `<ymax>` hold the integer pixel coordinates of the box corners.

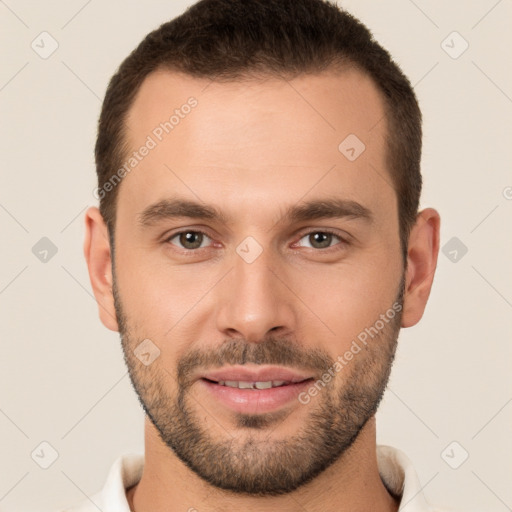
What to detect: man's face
<box><xmin>112</xmin><ymin>68</ymin><xmax>404</xmax><ymax>494</ymax></box>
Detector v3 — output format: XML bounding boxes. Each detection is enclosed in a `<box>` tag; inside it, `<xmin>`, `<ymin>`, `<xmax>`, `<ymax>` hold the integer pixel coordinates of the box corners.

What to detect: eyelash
<box><xmin>164</xmin><ymin>228</ymin><xmax>349</xmax><ymax>254</ymax></box>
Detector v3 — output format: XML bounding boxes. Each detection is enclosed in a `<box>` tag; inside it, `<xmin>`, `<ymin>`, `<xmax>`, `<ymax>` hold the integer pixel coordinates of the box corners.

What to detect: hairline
<box><xmin>109</xmin><ymin>60</ymin><xmax>398</xmax><ymax>232</ymax></box>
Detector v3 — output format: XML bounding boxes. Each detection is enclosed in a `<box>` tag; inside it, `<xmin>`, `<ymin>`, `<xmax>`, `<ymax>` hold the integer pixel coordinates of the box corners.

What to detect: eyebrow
<box><xmin>137</xmin><ymin>197</ymin><xmax>373</xmax><ymax>228</ymax></box>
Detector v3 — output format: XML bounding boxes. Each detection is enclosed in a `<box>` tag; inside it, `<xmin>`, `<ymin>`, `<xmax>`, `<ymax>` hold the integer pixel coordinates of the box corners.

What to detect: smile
<box><xmin>205</xmin><ymin>379</ymin><xmax>293</xmax><ymax>389</ymax></box>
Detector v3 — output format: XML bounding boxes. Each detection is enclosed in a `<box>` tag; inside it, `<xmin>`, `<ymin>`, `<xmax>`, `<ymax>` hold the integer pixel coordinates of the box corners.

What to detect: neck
<box><xmin>127</xmin><ymin>416</ymin><xmax>399</xmax><ymax>512</ymax></box>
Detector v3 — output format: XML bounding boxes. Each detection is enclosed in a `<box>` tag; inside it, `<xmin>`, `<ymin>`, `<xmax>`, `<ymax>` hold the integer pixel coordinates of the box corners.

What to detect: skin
<box><xmin>84</xmin><ymin>67</ymin><xmax>440</xmax><ymax>512</ymax></box>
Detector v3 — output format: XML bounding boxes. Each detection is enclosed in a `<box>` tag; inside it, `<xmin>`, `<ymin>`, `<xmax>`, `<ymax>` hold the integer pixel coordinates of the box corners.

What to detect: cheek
<box><xmin>292</xmin><ymin>255</ymin><xmax>402</xmax><ymax>351</ymax></box>
<box><xmin>114</xmin><ymin>247</ymin><xmax>169</xmax><ymax>328</ymax></box>
<box><xmin>114</xmin><ymin>246</ymin><xmax>219</xmax><ymax>337</ymax></box>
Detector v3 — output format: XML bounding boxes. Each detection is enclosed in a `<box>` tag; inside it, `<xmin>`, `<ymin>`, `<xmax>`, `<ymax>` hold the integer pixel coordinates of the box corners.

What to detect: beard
<box><xmin>114</xmin><ymin>275</ymin><xmax>404</xmax><ymax>496</ymax></box>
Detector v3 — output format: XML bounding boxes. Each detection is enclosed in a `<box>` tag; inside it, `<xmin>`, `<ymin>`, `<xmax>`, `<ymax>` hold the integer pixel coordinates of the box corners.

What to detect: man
<box><xmin>74</xmin><ymin>0</ymin><xmax>442</xmax><ymax>510</ymax></box>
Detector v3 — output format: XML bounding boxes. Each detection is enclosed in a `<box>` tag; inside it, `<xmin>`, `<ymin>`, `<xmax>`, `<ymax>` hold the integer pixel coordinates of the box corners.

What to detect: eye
<box><xmin>164</xmin><ymin>229</ymin><xmax>348</xmax><ymax>253</ymax></box>
<box><xmin>166</xmin><ymin>230</ymin><xmax>213</xmax><ymax>250</ymax></box>
<box><xmin>295</xmin><ymin>230</ymin><xmax>346</xmax><ymax>250</ymax></box>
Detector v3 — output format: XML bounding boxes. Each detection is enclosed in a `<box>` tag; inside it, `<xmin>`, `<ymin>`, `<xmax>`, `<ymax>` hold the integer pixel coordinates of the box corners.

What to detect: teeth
<box><xmin>215</xmin><ymin>380</ymin><xmax>290</xmax><ymax>389</ymax></box>
<box><xmin>254</xmin><ymin>381</ymin><xmax>272</xmax><ymax>389</ymax></box>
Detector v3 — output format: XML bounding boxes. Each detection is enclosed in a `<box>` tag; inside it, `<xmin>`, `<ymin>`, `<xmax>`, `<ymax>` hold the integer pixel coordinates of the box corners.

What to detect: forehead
<box><xmin>126</xmin><ymin>66</ymin><xmax>387</xmax><ymax>150</ymax></box>
<box><xmin>119</xmin><ymin>67</ymin><xmax>391</xmax><ymax>226</ymax></box>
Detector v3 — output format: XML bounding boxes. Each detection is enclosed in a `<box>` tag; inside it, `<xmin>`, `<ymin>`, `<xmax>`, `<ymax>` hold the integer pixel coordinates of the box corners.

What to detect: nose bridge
<box><xmin>215</xmin><ymin>239</ymin><xmax>294</xmax><ymax>341</ymax></box>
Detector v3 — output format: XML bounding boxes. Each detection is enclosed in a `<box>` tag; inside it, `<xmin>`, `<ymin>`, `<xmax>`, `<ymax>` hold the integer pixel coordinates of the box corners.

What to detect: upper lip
<box><xmin>200</xmin><ymin>365</ymin><xmax>314</xmax><ymax>383</ymax></box>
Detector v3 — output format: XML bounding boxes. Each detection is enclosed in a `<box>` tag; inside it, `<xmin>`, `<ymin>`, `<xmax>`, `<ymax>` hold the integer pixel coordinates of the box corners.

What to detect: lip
<box><xmin>200</xmin><ymin>365</ymin><xmax>313</xmax><ymax>384</ymax></box>
<box><xmin>197</xmin><ymin>365</ymin><xmax>315</xmax><ymax>414</ymax></box>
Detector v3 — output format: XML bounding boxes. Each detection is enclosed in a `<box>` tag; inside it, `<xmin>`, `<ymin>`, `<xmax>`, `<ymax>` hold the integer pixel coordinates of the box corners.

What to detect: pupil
<box><xmin>181</xmin><ymin>232</ymin><xmax>202</xmax><ymax>249</ymax></box>
<box><xmin>311</xmin><ymin>232</ymin><xmax>331</xmax><ymax>249</ymax></box>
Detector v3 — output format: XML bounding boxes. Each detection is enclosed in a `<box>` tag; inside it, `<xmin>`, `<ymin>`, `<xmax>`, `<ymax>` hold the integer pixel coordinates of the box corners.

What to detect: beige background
<box><xmin>1</xmin><ymin>1</ymin><xmax>511</xmax><ymax>511</ymax></box>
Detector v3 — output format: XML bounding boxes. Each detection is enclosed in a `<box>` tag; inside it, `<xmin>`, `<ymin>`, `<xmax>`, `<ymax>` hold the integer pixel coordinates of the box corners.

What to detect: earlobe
<box><xmin>401</xmin><ymin>208</ymin><xmax>441</xmax><ymax>328</ymax></box>
<box><xmin>83</xmin><ymin>207</ymin><xmax>119</xmax><ymax>332</ymax></box>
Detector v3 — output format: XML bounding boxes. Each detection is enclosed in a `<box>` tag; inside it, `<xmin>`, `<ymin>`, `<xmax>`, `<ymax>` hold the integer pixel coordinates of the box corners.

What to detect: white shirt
<box><xmin>61</xmin><ymin>445</ymin><xmax>447</xmax><ymax>511</ymax></box>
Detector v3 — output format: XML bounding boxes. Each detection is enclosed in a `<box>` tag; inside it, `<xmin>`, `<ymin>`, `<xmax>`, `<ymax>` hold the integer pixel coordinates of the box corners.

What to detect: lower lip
<box><xmin>199</xmin><ymin>378</ymin><xmax>313</xmax><ymax>414</ymax></box>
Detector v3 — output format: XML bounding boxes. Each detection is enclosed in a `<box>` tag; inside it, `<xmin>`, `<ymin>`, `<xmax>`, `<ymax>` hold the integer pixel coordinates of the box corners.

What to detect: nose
<box><xmin>215</xmin><ymin>242</ymin><xmax>297</xmax><ymax>343</ymax></box>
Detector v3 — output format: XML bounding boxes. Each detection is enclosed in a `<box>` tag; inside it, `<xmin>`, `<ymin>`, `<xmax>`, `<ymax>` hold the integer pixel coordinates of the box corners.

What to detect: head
<box><xmin>85</xmin><ymin>0</ymin><xmax>439</xmax><ymax>497</ymax></box>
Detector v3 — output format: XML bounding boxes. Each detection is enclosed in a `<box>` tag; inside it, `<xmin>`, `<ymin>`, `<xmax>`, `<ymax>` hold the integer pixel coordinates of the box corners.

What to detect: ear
<box><xmin>401</xmin><ymin>208</ymin><xmax>441</xmax><ymax>328</ymax></box>
<box><xmin>83</xmin><ymin>206</ymin><xmax>119</xmax><ymax>332</ymax></box>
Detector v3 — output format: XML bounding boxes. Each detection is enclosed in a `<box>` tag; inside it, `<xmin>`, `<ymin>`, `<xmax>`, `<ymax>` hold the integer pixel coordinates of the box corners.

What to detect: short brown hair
<box><xmin>95</xmin><ymin>0</ymin><xmax>422</xmax><ymax>260</ymax></box>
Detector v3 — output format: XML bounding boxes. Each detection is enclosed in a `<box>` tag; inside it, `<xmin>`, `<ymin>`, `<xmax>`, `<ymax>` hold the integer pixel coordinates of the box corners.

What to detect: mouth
<box><xmin>197</xmin><ymin>366</ymin><xmax>315</xmax><ymax>414</ymax></box>
<box><xmin>202</xmin><ymin>378</ymin><xmax>305</xmax><ymax>389</ymax></box>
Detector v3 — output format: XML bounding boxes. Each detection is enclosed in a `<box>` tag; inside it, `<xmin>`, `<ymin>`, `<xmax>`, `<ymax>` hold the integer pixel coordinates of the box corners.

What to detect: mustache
<box><xmin>177</xmin><ymin>336</ymin><xmax>334</xmax><ymax>388</ymax></box>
